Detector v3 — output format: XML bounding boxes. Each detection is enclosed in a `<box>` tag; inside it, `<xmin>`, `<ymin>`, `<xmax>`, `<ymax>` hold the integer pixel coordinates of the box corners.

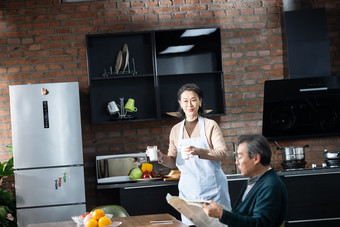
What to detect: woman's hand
<box><xmin>146</xmin><ymin>146</ymin><xmax>153</xmax><ymax>157</ymax></box>
<box><xmin>156</xmin><ymin>149</ymin><xmax>164</xmax><ymax>162</ymax></box>
<box><xmin>146</xmin><ymin>146</ymin><xmax>164</xmax><ymax>163</ymax></box>
<box><xmin>202</xmin><ymin>200</ymin><xmax>223</xmax><ymax>219</ymax></box>
<box><xmin>184</xmin><ymin>146</ymin><xmax>200</xmax><ymax>158</ymax></box>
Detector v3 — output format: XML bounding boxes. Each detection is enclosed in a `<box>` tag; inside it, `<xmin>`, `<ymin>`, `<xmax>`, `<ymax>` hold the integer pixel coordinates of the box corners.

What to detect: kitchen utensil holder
<box><xmin>117</xmin><ymin>97</ymin><xmax>132</xmax><ymax>119</ymax></box>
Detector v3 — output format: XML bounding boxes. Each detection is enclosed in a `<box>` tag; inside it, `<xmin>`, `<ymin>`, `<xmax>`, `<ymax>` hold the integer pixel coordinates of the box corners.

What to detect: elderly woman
<box><xmin>148</xmin><ymin>83</ymin><xmax>231</xmax><ymax>226</ymax></box>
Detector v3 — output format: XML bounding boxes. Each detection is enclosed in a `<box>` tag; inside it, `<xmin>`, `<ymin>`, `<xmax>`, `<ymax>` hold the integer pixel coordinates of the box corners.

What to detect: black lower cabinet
<box><xmin>282</xmin><ymin>172</ymin><xmax>340</xmax><ymax>227</ymax></box>
<box><xmin>119</xmin><ymin>179</ymin><xmax>247</xmax><ymax>220</ymax></box>
<box><xmin>227</xmin><ymin>179</ymin><xmax>247</xmax><ymax>207</ymax></box>
<box><xmin>118</xmin><ymin>171</ymin><xmax>340</xmax><ymax>226</ymax></box>
<box><xmin>286</xmin><ymin>220</ymin><xmax>340</xmax><ymax>227</ymax></box>
<box><xmin>120</xmin><ymin>184</ymin><xmax>181</xmax><ymax>219</ymax></box>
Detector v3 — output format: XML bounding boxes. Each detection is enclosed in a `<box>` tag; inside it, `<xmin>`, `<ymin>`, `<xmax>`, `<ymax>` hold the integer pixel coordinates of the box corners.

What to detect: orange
<box><xmin>85</xmin><ymin>218</ymin><xmax>97</xmax><ymax>227</ymax></box>
<box><xmin>92</xmin><ymin>208</ymin><xmax>105</xmax><ymax>220</ymax></box>
<box><xmin>98</xmin><ymin>216</ymin><xmax>112</xmax><ymax>227</ymax></box>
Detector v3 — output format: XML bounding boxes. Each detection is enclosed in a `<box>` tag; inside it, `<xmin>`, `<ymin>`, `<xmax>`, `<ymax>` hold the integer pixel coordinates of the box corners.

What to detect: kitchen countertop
<box><xmin>277</xmin><ymin>166</ymin><xmax>340</xmax><ymax>177</ymax></box>
<box><xmin>97</xmin><ymin>179</ymin><xmax>179</xmax><ymax>189</ymax></box>
<box><xmin>97</xmin><ymin>167</ymin><xmax>340</xmax><ymax>189</ymax></box>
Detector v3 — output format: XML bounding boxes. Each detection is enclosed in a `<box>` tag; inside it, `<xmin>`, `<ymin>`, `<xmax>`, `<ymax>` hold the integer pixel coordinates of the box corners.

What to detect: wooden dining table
<box><xmin>27</xmin><ymin>213</ymin><xmax>189</xmax><ymax>227</ymax></box>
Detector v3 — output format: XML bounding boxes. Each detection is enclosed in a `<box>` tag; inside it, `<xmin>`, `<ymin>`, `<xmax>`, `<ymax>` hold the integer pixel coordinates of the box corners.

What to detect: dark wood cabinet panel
<box><xmin>227</xmin><ymin>179</ymin><xmax>247</xmax><ymax>207</ymax></box>
<box><xmin>155</xmin><ymin>27</ymin><xmax>222</xmax><ymax>75</ymax></box>
<box><xmin>119</xmin><ymin>178</ymin><xmax>246</xmax><ymax>221</ymax></box>
<box><xmin>86</xmin><ymin>27</ymin><xmax>225</xmax><ymax>124</ymax></box>
<box><xmin>281</xmin><ymin>172</ymin><xmax>340</xmax><ymax>227</ymax></box>
<box><xmin>285</xmin><ymin>220</ymin><xmax>340</xmax><ymax>227</ymax></box>
<box><xmin>120</xmin><ymin>185</ymin><xmax>180</xmax><ymax>220</ymax></box>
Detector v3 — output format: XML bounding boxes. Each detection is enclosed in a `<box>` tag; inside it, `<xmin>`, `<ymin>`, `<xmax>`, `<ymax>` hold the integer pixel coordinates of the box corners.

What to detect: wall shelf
<box><xmin>86</xmin><ymin>27</ymin><xmax>225</xmax><ymax>124</ymax></box>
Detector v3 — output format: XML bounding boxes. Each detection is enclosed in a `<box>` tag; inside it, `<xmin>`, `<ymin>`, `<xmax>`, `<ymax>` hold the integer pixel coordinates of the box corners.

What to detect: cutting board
<box><xmin>166</xmin><ymin>109</ymin><xmax>212</xmax><ymax>117</ymax></box>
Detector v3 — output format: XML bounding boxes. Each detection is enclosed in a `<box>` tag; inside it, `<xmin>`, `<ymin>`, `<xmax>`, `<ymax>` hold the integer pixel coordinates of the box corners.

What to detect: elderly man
<box><xmin>203</xmin><ymin>134</ymin><xmax>288</xmax><ymax>227</ymax></box>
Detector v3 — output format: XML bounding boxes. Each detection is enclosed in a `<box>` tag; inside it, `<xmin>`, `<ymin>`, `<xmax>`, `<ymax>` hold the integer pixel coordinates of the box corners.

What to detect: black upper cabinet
<box><xmin>87</xmin><ymin>32</ymin><xmax>154</xmax><ymax>80</ymax></box>
<box><xmin>155</xmin><ymin>28</ymin><xmax>222</xmax><ymax>75</ymax></box>
<box><xmin>86</xmin><ymin>27</ymin><xmax>225</xmax><ymax>124</ymax></box>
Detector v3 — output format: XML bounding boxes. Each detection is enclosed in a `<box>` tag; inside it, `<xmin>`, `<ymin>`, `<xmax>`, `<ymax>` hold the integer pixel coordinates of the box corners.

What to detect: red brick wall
<box><xmin>0</xmin><ymin>0</ymin><xmax>339</xmax><ymax>211</ymax></box>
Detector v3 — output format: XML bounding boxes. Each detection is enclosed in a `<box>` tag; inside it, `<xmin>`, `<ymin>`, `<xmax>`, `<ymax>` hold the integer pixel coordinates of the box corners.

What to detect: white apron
<box><xmin>176</xmin><ymin>116</ymin><xmax>231</xmax><ymax>225</ymax></box>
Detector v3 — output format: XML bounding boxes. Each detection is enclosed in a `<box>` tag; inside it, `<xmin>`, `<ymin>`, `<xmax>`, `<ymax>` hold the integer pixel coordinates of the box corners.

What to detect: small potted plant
<box><xmin>0</xmin><ymin>146</ymin><xmax>16</xmax><ymax>227</ymax></box>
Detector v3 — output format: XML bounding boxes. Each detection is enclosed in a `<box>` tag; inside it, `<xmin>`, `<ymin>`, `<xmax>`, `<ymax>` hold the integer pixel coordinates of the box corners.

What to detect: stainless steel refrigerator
<box><xmin>9</xmin><ymin>82</ymin><xmax>86</xmax><ymax>227</ymax></box>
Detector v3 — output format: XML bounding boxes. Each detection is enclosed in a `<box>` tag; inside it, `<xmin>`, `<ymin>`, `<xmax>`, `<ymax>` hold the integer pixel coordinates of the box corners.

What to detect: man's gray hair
<box><xmin>237</xmin><ymin>134</ymin><xmax>272</xmax><ymax>166</ymax></box>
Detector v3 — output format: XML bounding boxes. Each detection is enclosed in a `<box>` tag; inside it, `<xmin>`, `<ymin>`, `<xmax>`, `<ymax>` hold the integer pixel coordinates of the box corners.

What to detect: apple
<box><xmin>81</xmin><ymin>212</ymin><xmax>89</xmax><ymax>218</ymax></box>
<box><xmin>83</xmin><ymin>213</ymin><xmax>93</xmax><ymax>225</ymax></box>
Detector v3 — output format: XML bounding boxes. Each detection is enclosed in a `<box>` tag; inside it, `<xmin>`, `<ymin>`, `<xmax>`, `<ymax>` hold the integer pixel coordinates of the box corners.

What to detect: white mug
<box><xmin>181</xmin><ymin>145</ymin><xmax>190</xmax><ymax>160</ymax></box>
<box><xmin>147</xmin><ymin>146</ymin><xmax>158</xmax><ymax>162</ymax></box>
<box><xmin>107</xmin><ymin>101</ymin><xmax>120</xmax><ymax>115</ymax></box>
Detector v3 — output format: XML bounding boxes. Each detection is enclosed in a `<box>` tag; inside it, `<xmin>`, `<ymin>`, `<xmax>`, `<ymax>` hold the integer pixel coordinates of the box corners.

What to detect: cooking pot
<box><xmin>324</xmin><ymin>149</ymin><xmax>340</xmax><ymax>160</ymax></box>
<box><xmin>275</xmin><ymin>141</ymin><xmax>309</xmax><ymax>161</ymax></box>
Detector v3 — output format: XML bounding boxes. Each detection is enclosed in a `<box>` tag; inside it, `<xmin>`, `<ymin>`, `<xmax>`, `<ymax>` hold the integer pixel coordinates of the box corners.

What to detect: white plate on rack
<box><xmin>115</xmin><ymin>50</ymin><xmax>123</xmax><ymax>73</ymax></box>
<box><xmin>121</xmin><ymin>44</ymin><xmax>129</xmax><ymax>72</ymax></box>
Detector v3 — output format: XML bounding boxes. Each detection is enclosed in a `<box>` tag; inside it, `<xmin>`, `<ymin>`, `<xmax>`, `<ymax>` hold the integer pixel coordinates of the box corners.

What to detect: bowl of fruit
<box><xmin>129</xmin><ymin>163</ymin><xmax>163</xmax><ymax>182</ymax></box>
<box><xmin>72</xmin><ymin>209</ymin><xmax>121</xmax><ymax>227</ymax></box>
<box><xmin>71</xmin><ymin>214</ymin><xmax>85</xmax><ymax>225</ymax></box>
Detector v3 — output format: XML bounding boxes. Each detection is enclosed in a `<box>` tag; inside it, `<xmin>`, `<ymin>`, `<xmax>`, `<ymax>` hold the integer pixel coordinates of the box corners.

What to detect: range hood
<box><xmin>284</xmin><ymin>8</ymin><xmax>331</xmax><ymax>79</ymax></box>
<box><xmin>262</xmin><ymin>76</ymin><xmax>340</xmax><ymax>140</ymax></box>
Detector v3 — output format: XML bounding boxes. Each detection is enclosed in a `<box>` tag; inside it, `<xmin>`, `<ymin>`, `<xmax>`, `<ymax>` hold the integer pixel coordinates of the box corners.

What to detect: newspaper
<box><xmin>166</xmin><ymin>193</ymin><xmax>228</xmax><ymax>227</ymax></box>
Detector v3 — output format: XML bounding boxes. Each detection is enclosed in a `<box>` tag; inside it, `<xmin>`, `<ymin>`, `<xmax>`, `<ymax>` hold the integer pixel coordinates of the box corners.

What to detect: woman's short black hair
<box><xmin>237</xmin><ymin>134</ymin><xmax>272</xmax><ymax>166</ymax></box>
<box><xmin>176</xmin><ymin>83</ymin><xmax>206</xmax><ymax>119</ymax></box>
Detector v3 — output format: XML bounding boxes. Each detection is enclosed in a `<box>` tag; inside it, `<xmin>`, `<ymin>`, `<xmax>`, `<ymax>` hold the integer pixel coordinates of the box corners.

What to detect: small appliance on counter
<box><xmin>96</xmin><ymin>153</ymin><xmax>147</xmax><ymax>184</ymax></box>
<box><xmin>324</xmin><ymin>149</ymin><xmax>340</xmax><ymax>167</ymax></box>
<box><xmin>275</xmin><ymin>141</ymin><xmax>308</xmax><ymax>170</ymax></box>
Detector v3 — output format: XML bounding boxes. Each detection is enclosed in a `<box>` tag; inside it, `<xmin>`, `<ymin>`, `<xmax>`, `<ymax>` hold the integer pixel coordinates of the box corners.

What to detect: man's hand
<box><xmin>202</xmin><ymin>200</ymin><xmax>223</xmax><ymax>219</ymax></box>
